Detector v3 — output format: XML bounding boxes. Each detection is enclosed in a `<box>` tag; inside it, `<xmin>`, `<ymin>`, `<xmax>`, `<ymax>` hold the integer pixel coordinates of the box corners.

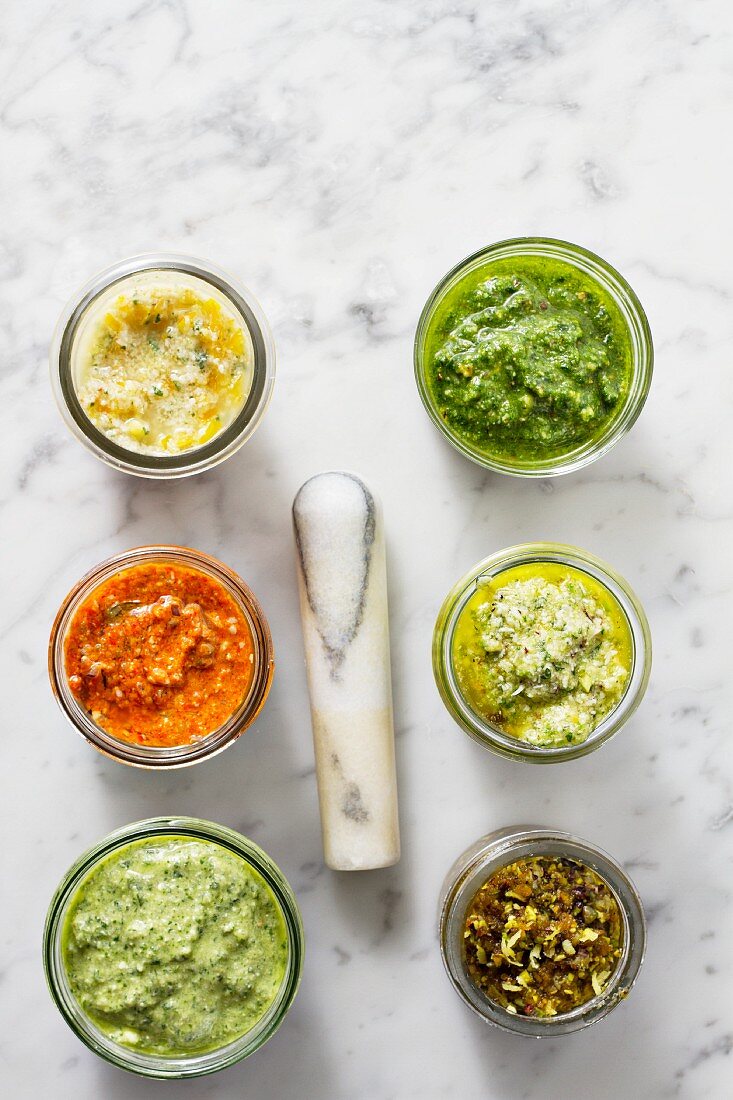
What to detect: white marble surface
<box><xmin>2</xmin><ymin>1</ymin><xmax>732</xmax><ymax>1097</ymax></box>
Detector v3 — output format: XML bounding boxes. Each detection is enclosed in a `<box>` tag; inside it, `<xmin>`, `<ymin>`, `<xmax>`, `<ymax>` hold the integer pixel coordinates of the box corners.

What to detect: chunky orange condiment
<box><xmin>64</xmin><ymin>562</ymin><xmax>255</xmax><ymax>747</ymax></box>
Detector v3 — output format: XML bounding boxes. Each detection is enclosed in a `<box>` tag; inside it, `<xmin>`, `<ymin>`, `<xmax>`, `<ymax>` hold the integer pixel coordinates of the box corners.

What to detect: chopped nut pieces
<box><xmin>464</xmin><ymin>855</ymin><xmax>622</xmax><ymax>1017</ymax></box>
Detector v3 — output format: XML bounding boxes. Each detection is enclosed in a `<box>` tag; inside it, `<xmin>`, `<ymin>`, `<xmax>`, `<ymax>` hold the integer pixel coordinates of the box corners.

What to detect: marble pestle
<box><xmin>292</xmin><ymin>472</ymin><xmax>400</xmax><ymax>871</ymax></box>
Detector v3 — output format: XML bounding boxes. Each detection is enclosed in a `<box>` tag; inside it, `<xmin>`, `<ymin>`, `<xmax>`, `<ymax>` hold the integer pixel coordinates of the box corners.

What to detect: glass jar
<box><xmin>439</xmin><ymin>826</ymin><xmax>646</xmax><ymax>1036</ymax></box>
<box><xmin>414</xmin><ymin>237</ymin><xmax>653</xmax><ymax>476</ymax></box>
<box><xmin>48</xmin><ymin>545</ymin><xmax>274</xmax><ymax>768</ymax></box>
<box><xmin>50</xmin><ymin>253</ymin><xmax>275</xmax><ymax>478</ymax></box>
<box><xmin>43</xmin><ymin>817</ymin><xmax>304</xmax><ymax>1078</ymax></box>
<box><xmin>433</xmin><ymin>543</ymin><xmax>651</xmax><ymax>762</ymax></box>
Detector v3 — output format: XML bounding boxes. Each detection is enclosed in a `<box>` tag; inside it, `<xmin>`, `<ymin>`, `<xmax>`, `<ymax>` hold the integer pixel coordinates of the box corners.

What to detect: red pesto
<box><xmin>64</xmin><ymin>562</ymin><xmax>255</xmax><ymax>747</ymax></box>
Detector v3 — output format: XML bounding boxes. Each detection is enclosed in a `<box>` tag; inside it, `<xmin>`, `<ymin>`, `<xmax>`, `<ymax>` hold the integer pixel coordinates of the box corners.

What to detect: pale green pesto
<box><xmin>62</xmin><ymin>836</ymin><xmax>287</xmax><ymax>1056</ymax></box>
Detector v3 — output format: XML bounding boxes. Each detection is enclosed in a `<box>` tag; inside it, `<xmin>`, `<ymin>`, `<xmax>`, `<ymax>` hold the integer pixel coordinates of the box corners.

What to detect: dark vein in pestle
<box><xmin>293</xmin><ymin>471</ymin><xmax>376</xmax><ymax>679</ymax></box>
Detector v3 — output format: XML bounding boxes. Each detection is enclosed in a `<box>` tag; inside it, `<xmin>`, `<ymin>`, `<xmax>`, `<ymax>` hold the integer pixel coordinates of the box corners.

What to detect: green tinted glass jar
<box><xmin>433</xmin><ymin>543</ymin><xmax>651</xmax><ymax>762</ymax></box>
<box><xmin>415</xmin><ymin>237</ymin><xmax>653</xmax><ymax>476</ymax></box>
<box><xmin>43</xmin><ymin>817</ymin><xmax>304</xmax><ymax>1079</ymax></box>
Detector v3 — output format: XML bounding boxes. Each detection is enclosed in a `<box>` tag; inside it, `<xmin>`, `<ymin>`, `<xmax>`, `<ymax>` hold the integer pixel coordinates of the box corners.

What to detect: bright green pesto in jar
<box><xmin>62</xmin><ymin>836</ymin><xmax>287</xmax><ymax>1056</ymax></box>
<box><xmin>424</xmin><ymin>254</ymin><xmax>633</xmax><ymax>462</ymax></box>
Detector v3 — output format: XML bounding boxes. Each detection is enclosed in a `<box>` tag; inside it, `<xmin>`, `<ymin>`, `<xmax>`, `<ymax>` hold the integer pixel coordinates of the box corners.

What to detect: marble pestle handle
<box><xmin>292</xmin><ymin>472</ymin><xmax>400</xmax><ymax>871</ymax></box>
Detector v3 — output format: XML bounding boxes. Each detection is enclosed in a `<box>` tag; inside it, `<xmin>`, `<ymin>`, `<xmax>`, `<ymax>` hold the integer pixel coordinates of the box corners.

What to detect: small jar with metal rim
<box><xmin>414</xmin><ymin>237</ymin><xmax>653</xmax><ymax>477</ymax></box>
<box><xmin>50</xmin><ymin>253</ymin><xmax>275</xmax><ymax>478</ymax></box>
<box><xmin>439</xmin><ymin>826</ymin><xmax>646</xmax><ymax>1036</ymax></box>
<box><xmin>48</xmin><ymin>545</ymin><xmax>274</xmax><ymax>768</ymax></box>
<box><xmin>433</xmin><ymin>543</ymin><xmax>651</xmax><ymax>762</ymax></box>
<box><xmin>43</xmin><ymin>817</ymin><xmax>304</xmax><ymax>1078</ymax></box>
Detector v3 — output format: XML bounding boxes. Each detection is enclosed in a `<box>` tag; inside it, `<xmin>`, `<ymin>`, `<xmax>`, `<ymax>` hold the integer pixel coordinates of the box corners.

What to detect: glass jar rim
<box><xmin>414</xmin><ymin>236</ymin><xmax>653</xmax><ymax>477</ymax></box>
<box><xmin>49</xmin><ymin>252</ymin><xmax>276</xmax><ymax>479</ymax></box>
<box><xmin>43</xmin><ymin>816</ymin><xmax>304</xmax><ymax>1078</ymax></box>
<box><xmin>48</xmin><ymin>545</ymin><xmax>274</xmax><ymax>768</ymax></box>
<box><xmin>439</xmin><ymin>826</ymin><xmax>646</xmax><ymax>1036</ymax></box>
<box><xmin>433</xmin><ymin>543</ymin><xmax>652</xmax><ymax>763</ymax></box>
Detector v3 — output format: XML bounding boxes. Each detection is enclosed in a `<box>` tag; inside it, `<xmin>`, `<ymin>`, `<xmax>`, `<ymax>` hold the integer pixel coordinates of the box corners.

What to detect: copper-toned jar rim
<box><xmin>48</xmin><ymin>545</ymin><xmax>274</xmax><ymax>768</ymax></box>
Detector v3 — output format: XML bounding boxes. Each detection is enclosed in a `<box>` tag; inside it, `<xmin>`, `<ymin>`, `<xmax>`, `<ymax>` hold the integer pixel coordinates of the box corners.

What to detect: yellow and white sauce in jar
<box><xmin>74</xmin><ymin>284</ymin><xmax>253</xmax><ymax>455</ymax></box>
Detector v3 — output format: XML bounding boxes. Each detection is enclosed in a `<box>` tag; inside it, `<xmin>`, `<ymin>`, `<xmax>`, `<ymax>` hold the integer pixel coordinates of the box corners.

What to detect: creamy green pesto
<box><xmin>453</xmin><ymin>563</ymin><xmax>632</xmax><ymax>747</ymax></box>
<box><xmin>424</xmin><ymin>253</ymin><xmax>633</xmax><ymax>463</ymax></box>
<box><xmin>62</xmin><ymin>836</ymin><xmax>288</xmax><ymax>1056</ymax></box>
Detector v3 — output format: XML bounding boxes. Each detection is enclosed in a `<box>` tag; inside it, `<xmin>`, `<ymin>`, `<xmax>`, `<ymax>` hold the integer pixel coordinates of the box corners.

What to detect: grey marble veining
<box><xmin>293</xmin><ymin>472</ymin><xmax>399</xmax><ymax>870</ymax></box>
<box><xmin>293</xmin><ymin>472</ymin><xmax>377</xmax><ymax>677</ymax></box>
<box><xmin>1</xmin><ymin>1</ymin><xmax>732</xmax><ymax>1097</ymax></box>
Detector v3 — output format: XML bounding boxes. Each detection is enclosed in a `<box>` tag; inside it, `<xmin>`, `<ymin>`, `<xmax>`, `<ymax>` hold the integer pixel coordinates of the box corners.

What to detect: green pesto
<box><xmin>62</xmin><ymin>836</ymin><xmax>287</xmax><ymax>1057</ymax></box>
<box><xmin>424</xmin><ymin>254</ymin><xmax>633</xmax><ymax>462</ymax></box>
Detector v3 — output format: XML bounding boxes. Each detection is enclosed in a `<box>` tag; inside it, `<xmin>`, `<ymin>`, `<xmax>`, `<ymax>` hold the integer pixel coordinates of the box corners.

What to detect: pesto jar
<box><xmin>433</xmin><ymin>543</ymin><xmax>651</xmax><ymax>763</ymax></box>
<box><xmin>414</xmin><ymin>237</ymin><xmax>653</xmax><ymax>477</ymax></box>
<box><xmin>50</xmin><ymin>253</ymin><xmax>275</xmax><ymax>478</ymax></box>
<box><xmin>49</xmin><ymin>545</ymin><xmax>274</xmax><ymax>769</ymax></box>
<box><xmin>43</xmin><ymin>817</ymin><xmax>304</xmax><ymax>1079</ymax></box>
<box><xmin>439</xmin><ymin>827</ymin><xmax>646</xmax><ymax>1036</ymax></box>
